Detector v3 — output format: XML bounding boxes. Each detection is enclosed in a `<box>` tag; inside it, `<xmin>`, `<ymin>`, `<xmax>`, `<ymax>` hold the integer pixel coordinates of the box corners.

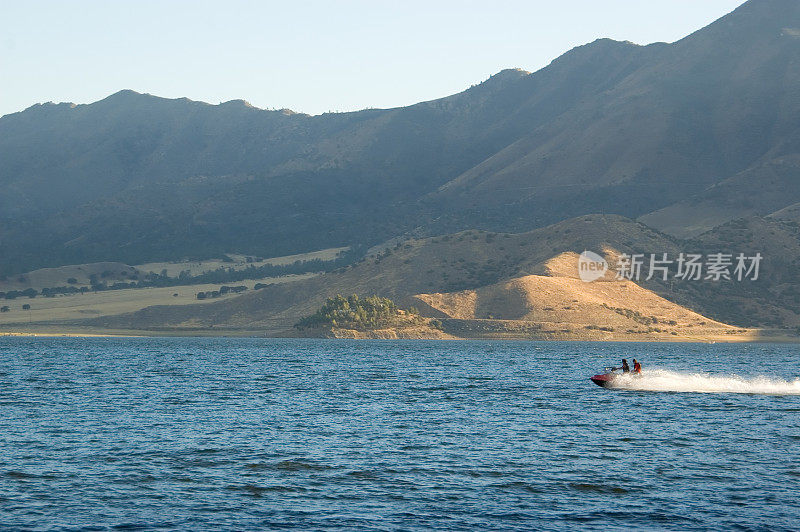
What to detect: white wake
<box><xmin>609</xmin><ymin>369</ymin><xmax>800</xmax><ymax>395</ymax></box>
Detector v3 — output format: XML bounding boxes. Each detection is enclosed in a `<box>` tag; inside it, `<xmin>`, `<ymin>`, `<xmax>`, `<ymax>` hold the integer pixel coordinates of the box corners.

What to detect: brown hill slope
<box><xmin>0</xmin><ymin>262</ymin><xmax>136</xmax><ymax>291</ymax></box>
<box><xmin>639</xmin><ymin>156</ymin><xmax>800</xmax><ymax>237</ymax></box>
<box><xmin>413</xmin><ymin>253</ymin><xmax>749</xmax><ymax>341</ymax></box>
<box><xmin>682</xmin><ymin>215</ymin><xmax>800</xmax><ymax>327</ymax></box>
<box><xmin>86</xmin><ymin>214</ymin><xmax>786</xmax><ymax>339</ymax></box>
<box><xmin>88</xmin><ymin>215</ymin><xmax>663</xmax><ymax>330</ymax></box>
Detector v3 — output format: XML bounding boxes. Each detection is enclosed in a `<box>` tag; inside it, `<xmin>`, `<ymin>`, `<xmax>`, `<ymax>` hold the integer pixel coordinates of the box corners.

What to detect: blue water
<box><xmin>0</xmin><ymin>338</ymin><xmax>798</xmax><ymax>530</ymax></box>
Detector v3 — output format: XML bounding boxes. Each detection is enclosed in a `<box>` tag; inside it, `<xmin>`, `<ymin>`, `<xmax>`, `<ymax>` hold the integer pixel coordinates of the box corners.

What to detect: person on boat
<box><xmin>621</xmin><ymin>359</ymin><xmax>630</xmax><ymax>373</ymax></box>
<box><xmin>632</xmin><ymin>359</ymin><xmax>642</xmax><ymax>374</ymax></box>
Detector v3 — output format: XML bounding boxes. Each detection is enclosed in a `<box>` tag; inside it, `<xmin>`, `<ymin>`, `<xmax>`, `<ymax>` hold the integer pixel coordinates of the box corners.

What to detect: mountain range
<box><xmin>1</xmin><ymin>1</ymin><xmax>798</xmax><ymax>291</ymax></box>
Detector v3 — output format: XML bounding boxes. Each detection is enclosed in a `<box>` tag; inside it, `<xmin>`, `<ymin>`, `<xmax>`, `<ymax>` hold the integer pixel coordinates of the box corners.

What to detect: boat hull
<box><xmin>590</xmin><ymin>373</ymin><xmax>616</xmax><ymax>388</ymax></box>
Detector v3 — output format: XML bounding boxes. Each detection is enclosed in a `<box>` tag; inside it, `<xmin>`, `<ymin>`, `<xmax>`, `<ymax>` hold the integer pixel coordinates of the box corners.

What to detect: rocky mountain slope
<box><xmin>3</xmin><ymin>0</ymin><xmax>800</xmax><ymax>275</ymax></box>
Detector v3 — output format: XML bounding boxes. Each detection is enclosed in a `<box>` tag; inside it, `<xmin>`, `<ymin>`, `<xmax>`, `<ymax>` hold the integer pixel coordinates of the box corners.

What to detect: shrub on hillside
<box><xmin>295</xmin><ymin>294</ymin><xmax>424</xmax><ymax>331</ymax></box>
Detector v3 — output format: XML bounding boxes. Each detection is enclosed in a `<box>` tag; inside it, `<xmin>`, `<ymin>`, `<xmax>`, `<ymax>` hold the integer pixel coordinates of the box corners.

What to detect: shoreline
<box><xmin>0</xmin><ymin>331</ymin><xmax>144</xmax><ymax>338</ymax></box>
<box><xmin>2</xmin><ymin>327</ymin><xmax>800</xmax><ymax>343</ymax></box>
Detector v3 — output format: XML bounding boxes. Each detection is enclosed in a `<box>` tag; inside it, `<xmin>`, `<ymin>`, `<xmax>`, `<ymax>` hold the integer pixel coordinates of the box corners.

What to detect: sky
<box><xmin>0</xmin><ymin>0</ymin><xmax>745</xmax><ymax>118</ymax></box>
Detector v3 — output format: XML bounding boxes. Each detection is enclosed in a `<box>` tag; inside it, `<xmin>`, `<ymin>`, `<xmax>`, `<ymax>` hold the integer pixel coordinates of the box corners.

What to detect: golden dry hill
<box><xmin>68</xmin><ymin>214</ymin><xmax>794</xmax><ymax>341</ymax></box>
<box><xmin>413</xmin><ymin>252</ymin><xmax>753</xmax><ymax>341</ymax></box>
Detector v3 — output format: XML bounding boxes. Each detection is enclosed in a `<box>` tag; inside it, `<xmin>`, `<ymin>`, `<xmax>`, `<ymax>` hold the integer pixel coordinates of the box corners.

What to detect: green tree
<box><xmin>295</xmin><ymin>294</ymin><xmax>424</xmax><ymax>331</ymax></box>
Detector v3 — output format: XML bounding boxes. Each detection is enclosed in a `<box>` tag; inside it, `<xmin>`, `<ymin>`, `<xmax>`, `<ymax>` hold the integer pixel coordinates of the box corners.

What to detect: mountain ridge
<box><xmin>5</xmin><ymin>0</ymin><xmax>800</xmax><ymax>276</ymax></box>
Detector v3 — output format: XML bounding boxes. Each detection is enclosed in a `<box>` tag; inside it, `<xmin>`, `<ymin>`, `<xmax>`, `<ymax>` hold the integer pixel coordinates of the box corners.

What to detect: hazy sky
<box><xmin>1</xmin><ymin>0</ymin><xmax>745</xmax><ymax>118</ymax></box>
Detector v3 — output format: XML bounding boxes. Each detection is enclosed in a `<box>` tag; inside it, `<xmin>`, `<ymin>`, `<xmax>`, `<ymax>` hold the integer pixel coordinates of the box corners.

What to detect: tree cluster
<box><xmin>196</xmin><ymin>285</ymin><xmax>248</xmax><ymax>299</ymax></box>
<box><xmin>0</xmin><ymin>289</ymin><xmax>37</xmax><ymax>300</ymax></box>
<box><xmin>1</xmin><ymin>247</ymin><xmax>365</xmax><ymax>301</ymax></box>
<box><xmin>295</xmin><ymin>294</ymin><xmax>423</xmax><ymax>331</ymax></box>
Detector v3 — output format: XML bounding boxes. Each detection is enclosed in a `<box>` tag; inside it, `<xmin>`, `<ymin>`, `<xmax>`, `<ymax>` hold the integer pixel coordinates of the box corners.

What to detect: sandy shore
<box><xmin>1</xmin><ymin>325</ymin><xmax>799</xmax><ymax>342</ymax></box>
<box><xmin>0</xmin><ymin>331</ymin><xmax>143</xmax><ymax>338</ymax></box>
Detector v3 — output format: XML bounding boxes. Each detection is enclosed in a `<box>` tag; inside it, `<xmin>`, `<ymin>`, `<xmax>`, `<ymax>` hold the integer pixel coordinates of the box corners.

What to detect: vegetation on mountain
<box><xmin>294</xmin><ymin>294</ymin><xmax>427</xmax><ymax>331</ymax></box>
<box><xmin>0</xmin><ymin>288</ymin><xmax>38</xmax><ymax>300</ymax></box>
<box><xmin>196</xmin><ymin>286</ymin><xmax>247</xmax><ymax>300</ymax></box>
<box><xmin>1</xmin><ymin>249</ymin><xmax>356</xmax><ymax>301</ymax></box>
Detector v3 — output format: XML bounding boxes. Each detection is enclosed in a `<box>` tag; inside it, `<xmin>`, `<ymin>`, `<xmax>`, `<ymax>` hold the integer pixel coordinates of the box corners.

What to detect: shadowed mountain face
<box><xmin>2</xmin><ymin>0</ymin><xmax>799</xmax><ymax>274</ymax></box>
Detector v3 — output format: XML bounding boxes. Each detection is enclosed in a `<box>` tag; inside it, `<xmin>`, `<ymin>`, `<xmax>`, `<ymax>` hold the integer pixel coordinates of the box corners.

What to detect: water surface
<box><xmin>0</xmin><ymin>338</ymin><xmax>798</xmax><ymax>530</ymax></box>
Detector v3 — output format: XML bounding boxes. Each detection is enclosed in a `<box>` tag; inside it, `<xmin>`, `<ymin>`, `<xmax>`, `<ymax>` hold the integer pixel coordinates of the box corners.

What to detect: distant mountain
<box><xmin>435</xmin><ymin>0</ymin><xmax>800</xmax><ymax>232</ymax></box>
<box><xmin>3</xmin><ymin>0</ymin><xmax>800</xmax><ymax>274</ymax></box>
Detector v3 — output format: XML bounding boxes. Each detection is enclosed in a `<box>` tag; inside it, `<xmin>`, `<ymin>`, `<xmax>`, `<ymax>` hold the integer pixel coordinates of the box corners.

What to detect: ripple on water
<box><xmin>491</xmin><ymin>481</ymin><xmax>544</xmax><ymax>493</ymax></box>
<box><xmin>274</xmin><ymin>459</ymin><xmax>335</xmax><ymax>472</ymax></box>
<box><xmin>0</xmin><ymin>337</ymin><xmax>798</xmax><ymax>530</ymax></box>
<box><xmin>568</xmin><ymin>482</ymin><xmax>630</xmax><ymax>495</ymax></box>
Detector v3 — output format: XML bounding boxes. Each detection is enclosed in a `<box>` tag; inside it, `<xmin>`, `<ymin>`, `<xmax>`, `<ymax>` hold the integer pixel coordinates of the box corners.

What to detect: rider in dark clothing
<box><xmin>621</xmin><ymin>359</ymin><xmax>630</xmax><ymax>373</ymax></box>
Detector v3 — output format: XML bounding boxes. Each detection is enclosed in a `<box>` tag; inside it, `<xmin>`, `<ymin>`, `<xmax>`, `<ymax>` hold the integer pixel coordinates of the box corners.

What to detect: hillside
<box><xmin>683</xmin><ymin>215</ymin><xmax>800</xmax><ymax>327</ymax></box>
<box><xmin>293</xmin><ymin>294</ymin><xmax>452</xmax><ymax>339</ymax></box>
<box><xmin>639</xmin><ymin>156</ymin><xmax>800</xmax><ymax>237</ymax></box>
<box><xmin>412</xmin><ymin>253</ymin><xmax>751</xmax><ymax>341</ymax></box>
<box><xmin>68</xmin><ymin>213</ymin><xmax>791</xmax><ymax>340</ymax></box>
<box><xmin>4</xmin><ymin>1</ymin><xmax>800</xmax><ymax>274</ymax></box>
<box><xmin>433</xmin><ymin>0</ymin><xmax>800</xmax><ymax>232</ymax></box>
<box><xmin>85</xmin><ymin>215</ymin><xmax>665</xmax><ymax>331</ymax></box>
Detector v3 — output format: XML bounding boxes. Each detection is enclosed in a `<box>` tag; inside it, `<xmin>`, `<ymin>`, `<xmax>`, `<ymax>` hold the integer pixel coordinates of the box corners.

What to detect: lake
<box><xmin>0</xmin><ymin>338</ymin><xmax>798</xmax><ymax>530</ymax></box>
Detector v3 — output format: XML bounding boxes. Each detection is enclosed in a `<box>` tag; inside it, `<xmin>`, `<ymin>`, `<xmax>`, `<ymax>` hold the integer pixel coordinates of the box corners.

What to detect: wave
<box><xmin>608</xmin><ymin>369</ymin><xmax>800</xmax><ymax>395</ymax></box>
